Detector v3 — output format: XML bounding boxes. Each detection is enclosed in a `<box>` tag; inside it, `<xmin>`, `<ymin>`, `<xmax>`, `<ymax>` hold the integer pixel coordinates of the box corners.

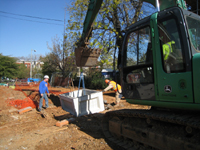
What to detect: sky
<box><xmin>0</xmin><ymin>0</ymin><xmax>71</xmax><ymax>59</ymax></box>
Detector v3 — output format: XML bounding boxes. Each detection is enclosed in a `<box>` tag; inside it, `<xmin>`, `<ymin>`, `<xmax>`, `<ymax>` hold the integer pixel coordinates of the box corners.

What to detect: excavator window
<box><xmin>125</xmin><ymin>26</ymin><xmax>152</xmax><ymax>67</ymax></box>
<box><xmin>158</xmin><ymin>18</ymin><xmax>185</xmax><ymax>73</ymax></box>
<box><xmin>124</xmin><ymin>26</ymin><xmax>153</xmax><ymax>84</ymax></box>
<box><xmin>186</xmin><ymin>16</ymin><xmax>200</xmax><ymax>54</ymax></box>
<box><xmin>122</xmin><ymin>24</ymin><xmax>155</xmax><ymax>100</ymax></box>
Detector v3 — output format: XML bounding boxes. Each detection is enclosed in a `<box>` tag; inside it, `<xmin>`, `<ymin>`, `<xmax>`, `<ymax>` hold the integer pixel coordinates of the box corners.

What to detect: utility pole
<box><xmin>30</xmin><ymin>49</ymin><xmax>36</xmax><ymax>78</ymax></box>
<box><xmin>62</xmin><ymin>7</ymin><xmax>66</xmax><ymax>77</ymax></box>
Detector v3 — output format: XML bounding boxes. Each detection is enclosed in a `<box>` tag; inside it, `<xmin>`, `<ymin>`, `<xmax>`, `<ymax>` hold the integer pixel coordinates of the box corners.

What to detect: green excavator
<box><xmin>75</xmin><ymin>0</ymin><xmax>200</xmax><ymax>149</ymax></box>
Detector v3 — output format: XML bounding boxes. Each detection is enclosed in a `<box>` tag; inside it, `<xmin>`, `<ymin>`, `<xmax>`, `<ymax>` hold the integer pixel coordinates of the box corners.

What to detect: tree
<box><xmin>67</xmin><ymin>0</ymin><xmax>156</xmax><ymax>69</ymax></box>
<box><xmin>39</xmin><ymin>54</ymin><xmax>58</xmax><ymax>78</ymax></box>
<box><xmin>43</xmin><ymin>35</ymin><xmax>77</xmax><ymax>78</ymax></box>
<box><xmin>0</xmin><ymin>54</ymin><xmax>19</xmax><ymax>81</ymax></box>
<box><xmin>31</xmin><ymin>65</ymin><xmax>43</xmax><ymax>79</ymax></box>
<box><xmin>16</xmin><ymin>64</ymin><xmax>30</xmax><ymax>79</ymax></box>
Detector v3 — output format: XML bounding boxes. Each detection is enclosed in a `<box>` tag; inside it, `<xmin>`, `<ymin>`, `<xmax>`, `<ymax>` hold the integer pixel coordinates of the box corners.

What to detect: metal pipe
<box><xmin>156</xmin><ymin>0</ymin><xmax>160</xmax><ymax>11</ymax></box>
<box><xmin>197</xmin><ymin>0</ymin><xmax>198</xmax><ymax>15</ymax></box>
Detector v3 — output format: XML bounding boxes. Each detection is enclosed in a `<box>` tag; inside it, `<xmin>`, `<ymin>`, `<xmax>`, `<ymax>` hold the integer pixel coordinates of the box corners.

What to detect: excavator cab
<box><xmin>102</xmin><ymin>6</ymin><xmax>200</xmax><ymax>149</ymax></box>
<box><xmin>121</xmin><ymin>6</ymin><xmax>200</xmax><ymax>110</ymax></box>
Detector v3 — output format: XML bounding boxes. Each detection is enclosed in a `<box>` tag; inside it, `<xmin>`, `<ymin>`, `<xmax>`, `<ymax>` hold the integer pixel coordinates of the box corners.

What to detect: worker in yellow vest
<box><xmin>162</xmin><ymin>41</ymin><xmax>176</xmax><ymax>73</ymax></box>
<box><xmin>163</xmin><ymin>41</ymin><xmax>175</xmax><ymax>61</ymax></box>
<box><xmin>103</xmin><ymin>79</ymin><xmax>122</xmax><ymax>106</ymax></box>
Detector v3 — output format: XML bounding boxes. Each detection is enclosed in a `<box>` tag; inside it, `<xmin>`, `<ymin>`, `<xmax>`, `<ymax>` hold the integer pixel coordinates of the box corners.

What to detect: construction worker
<box><xmin>103</xmin><ymin>79</ymin><xmax>122</xmax><ymax>106</ymax></box>
<box><xmin>38</xmin><ymin>75</ymin><xmax>50</xmax><ymax>112</ymax></box>
<box><xmin>163</xmin><ymin>41</ymin><xmax>175</xmax><ymax>61</ymax></box>
<box><xmin>162</xmin><ymin>41</ymin><xmax>176</xmax><ymax>73</ymax></box>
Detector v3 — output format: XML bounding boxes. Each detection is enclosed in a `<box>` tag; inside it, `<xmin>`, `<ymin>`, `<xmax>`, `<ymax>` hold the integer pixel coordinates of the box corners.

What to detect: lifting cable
<box><xmin>113</xmin><ymin>38</ymin><xmax>122</xmax><ymax>95</ymax></box>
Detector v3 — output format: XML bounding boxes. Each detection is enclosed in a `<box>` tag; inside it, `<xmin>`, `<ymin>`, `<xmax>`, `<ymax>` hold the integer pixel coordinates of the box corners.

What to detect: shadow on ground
<box><xmin>54</xmin><ymin>111</ymin><xmax>124</xmax><ymax>150</ymax></box>
<box><xmin>103</xmin><ymin>92</ymin><xmax>115</xmax><ymax>97</ymax></box>
<box><xmin>49</xmin><ymin>95</ymin><xmax>61</xmax><ymax>107</ymax></box>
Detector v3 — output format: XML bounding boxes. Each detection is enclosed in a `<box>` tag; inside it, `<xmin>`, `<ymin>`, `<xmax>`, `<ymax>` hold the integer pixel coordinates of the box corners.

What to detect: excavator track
<box><xmin>101</xmin><ymin>109</ymin><xmax>200</xmax><ymax>150</ymax></box>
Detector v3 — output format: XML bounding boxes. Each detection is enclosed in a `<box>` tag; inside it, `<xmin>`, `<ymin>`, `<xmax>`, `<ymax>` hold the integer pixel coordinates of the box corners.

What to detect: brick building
<box><xmin>16</xmin><ymin>60</ymin><xmax>44</xmax><ymax>70</ymax></box>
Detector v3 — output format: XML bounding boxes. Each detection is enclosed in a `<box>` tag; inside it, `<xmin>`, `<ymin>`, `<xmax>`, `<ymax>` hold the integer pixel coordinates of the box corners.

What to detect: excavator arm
<box><xmin>75</xmin><ymin>0</ymin><xmax>103</xmax><ymax>67</ymax></box>
<box><xmin>77</xmin><ymin>0</ymin><xmax>103</xmax><ymax>47</ymax></box>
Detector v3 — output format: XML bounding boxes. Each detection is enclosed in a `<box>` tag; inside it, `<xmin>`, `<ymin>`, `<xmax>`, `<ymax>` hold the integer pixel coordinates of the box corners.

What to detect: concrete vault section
<box><xmin>59</xmin><ymin>89</ymin><xmax>105</xmax><ymax>117</ymax></box>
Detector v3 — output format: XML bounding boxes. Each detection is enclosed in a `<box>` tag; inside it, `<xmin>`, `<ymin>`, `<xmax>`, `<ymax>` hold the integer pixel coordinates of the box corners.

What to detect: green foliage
<box><xmin>41</xmin><ymin>61</ymin><xmax>55</xmax><ymax>79</ymax></box>
<box><xmin>0</xmin><ymin>54</ymin><xmax>40</xmax><ymax>79</ymax></box>
<box><xmin>16</xmin><ymin>64</ymin><xmax>29</xmax><ymax>79</ymax></box>
<box><xmin>99</xmin><ymin>48</ymin><xmax>114</xmax><ymax>69</ymax></box>
<box><xmin>0</xmin><ymin>54</ymin><xmax>19</xmax><ymax>79</ymax></box>
<box><xmin>31</xmin><ymin>67</ymin><xmax>43</xmax><ymax>79</ymax></box>
<box><xmin>84</xmin><ymin>69</ymin><xmax>107</xmax><ymax>89</ymax></box>
<box><xmin>73</xmin><ymin>68</ymin><xmax>107</xmax><ymax>89</ymax></box>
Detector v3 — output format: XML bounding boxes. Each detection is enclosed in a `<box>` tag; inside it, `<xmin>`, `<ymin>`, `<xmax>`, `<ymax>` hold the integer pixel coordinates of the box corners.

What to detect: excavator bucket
<box><xmin>75</xmin><ymin>47</ymin><xmax>101</xmax><ymax>67</ymax></box>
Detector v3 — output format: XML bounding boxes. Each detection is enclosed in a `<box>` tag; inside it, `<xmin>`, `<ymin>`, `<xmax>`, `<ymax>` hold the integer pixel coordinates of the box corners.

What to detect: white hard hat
<box><xmin>44</xmin><ymin>75</ymin><xmax>49</xmax><ymax>79</ymax></box>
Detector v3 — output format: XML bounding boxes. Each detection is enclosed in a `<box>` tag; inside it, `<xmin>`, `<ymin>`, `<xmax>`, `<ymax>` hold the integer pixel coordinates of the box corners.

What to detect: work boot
<box><xmin>44</xmin><ymin>107</ymin><xmax>48</xmax><ymax>109</ymax></box>
<box><xmin>38</xmin><ymin>108</ymin><xmax>42</xmax><ymax>112</ymax></box>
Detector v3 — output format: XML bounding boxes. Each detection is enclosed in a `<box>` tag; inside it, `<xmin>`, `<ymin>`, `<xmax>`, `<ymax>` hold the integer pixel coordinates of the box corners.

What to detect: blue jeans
<box><xmin>39</xmin><ymin>93</ymin><xmax>49</xmax><ymax>109</ymax></box>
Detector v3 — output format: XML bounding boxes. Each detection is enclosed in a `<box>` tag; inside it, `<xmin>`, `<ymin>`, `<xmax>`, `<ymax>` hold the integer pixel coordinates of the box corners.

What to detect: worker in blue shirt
<box><xmin>38</xmin><ymin>75</ymin><xmax>50</xmax><ymax>112</ymax></box>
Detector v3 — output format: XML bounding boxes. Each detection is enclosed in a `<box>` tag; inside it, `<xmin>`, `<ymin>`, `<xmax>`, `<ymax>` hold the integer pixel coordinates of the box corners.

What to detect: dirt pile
<box><xmin>0</xmin><ymin>86</ymin><xmax>27</xmax><ymax>111</ymax></box>
<box><xmin>0</xmin><ymin>84</ymin><xmax>72</xmax><ymax>111</ymax></box>
<box><xmin>8</xmin><ymin>97</ymin><xmax>38</xmax><ymax>109</ymax></box>
<box><xmin>0</xmin><ymin>86</ymin><xmax>39</xmax><ymax>110</ymax></box>
<box><xmin>0</xmin><ymin>85</ymin><xmax>149</xmax><ymax>150</ymax></box>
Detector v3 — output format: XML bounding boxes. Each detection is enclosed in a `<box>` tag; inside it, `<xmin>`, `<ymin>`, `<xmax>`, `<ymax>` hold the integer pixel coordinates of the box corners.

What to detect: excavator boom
<box><xmin>75</xmin><ymin>0</ymin><xmax>103</xmax><ymax>67</ymax></box>
<box><xmin>77</xmin><ymin>0</ymin><xmax>103</xmax><ymax>47</ymax></box>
